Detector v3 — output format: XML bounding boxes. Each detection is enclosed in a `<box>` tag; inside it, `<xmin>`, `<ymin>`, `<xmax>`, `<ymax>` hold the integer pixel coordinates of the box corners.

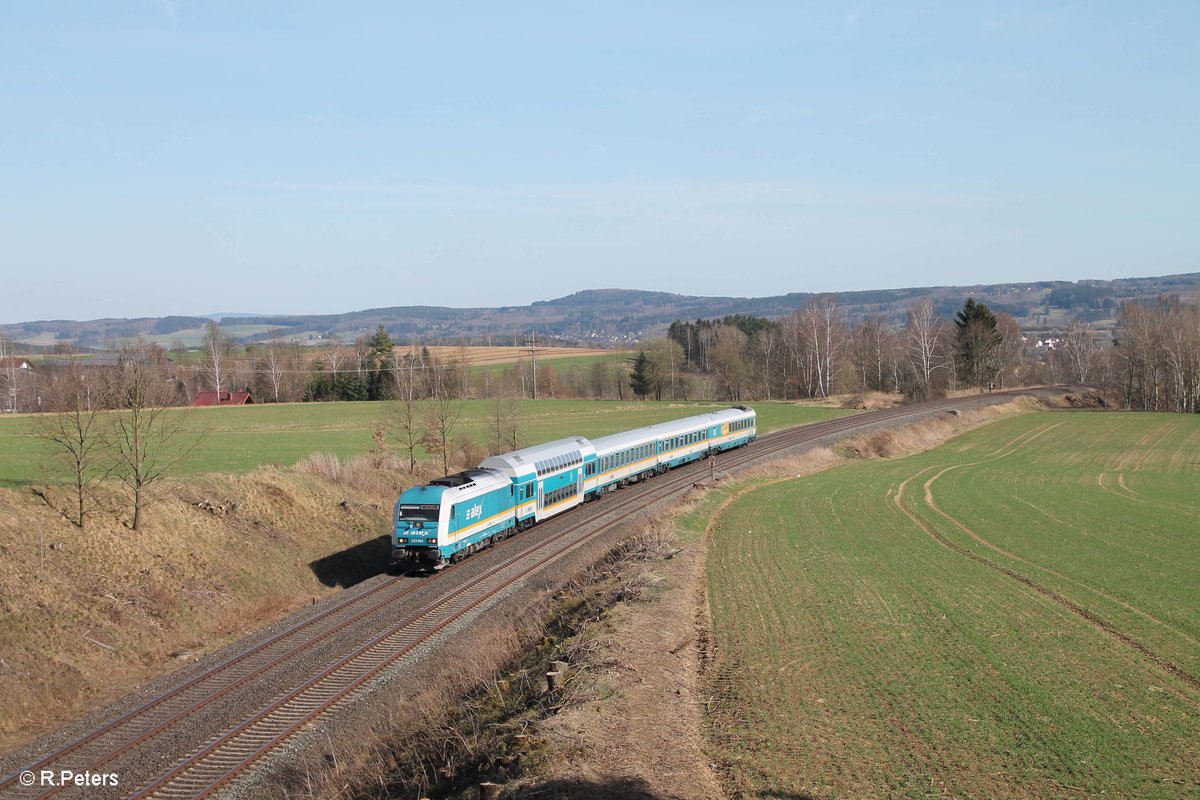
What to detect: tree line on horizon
<box><xmin>4</xmin><ymin>295</ymin><xmax>1199</xmax><ymax>416</ymax></box>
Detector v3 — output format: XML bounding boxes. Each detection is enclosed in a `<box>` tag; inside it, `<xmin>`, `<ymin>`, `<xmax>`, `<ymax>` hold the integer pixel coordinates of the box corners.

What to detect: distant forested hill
<box><xmin>4</xmin><ymin>273</ymin><xmax>1198</xmax><ymax>350</ymax></box>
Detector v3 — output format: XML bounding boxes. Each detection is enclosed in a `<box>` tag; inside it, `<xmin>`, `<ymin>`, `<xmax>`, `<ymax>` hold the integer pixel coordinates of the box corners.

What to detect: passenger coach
<box><xmin>478</xmin><ymin>437</ymin><xmax>598</xmax><ymax>526</ymax></box>
<box><xmin>590</xmin><ymin>406</ymin><xmax>756</xmax><ymax>496</ymax></box>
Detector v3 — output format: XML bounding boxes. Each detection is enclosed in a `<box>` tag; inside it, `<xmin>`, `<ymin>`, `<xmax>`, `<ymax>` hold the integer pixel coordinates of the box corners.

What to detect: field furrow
<box><xmin>704</xmin><ymin>410</ymin><xmax>1200</xmax><ymax>799</ymax></box>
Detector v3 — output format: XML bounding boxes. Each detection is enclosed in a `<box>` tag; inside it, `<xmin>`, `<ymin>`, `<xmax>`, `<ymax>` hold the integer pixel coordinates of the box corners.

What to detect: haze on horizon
<box><xmin>1</xmin><ymin>2</ymin><xmax>1197</xmax><ymax>325</ymax></box>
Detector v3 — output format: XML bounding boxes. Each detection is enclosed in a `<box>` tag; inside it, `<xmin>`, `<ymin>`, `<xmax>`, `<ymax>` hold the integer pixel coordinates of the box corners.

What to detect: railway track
<box><xmin>1</xmin><ymin>388</ymin><xmax>1057</xmax><ymax>799</ymax></box>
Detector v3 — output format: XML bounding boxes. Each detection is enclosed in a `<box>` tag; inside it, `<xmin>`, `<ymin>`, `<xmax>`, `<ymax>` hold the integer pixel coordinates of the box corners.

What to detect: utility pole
<box><xmin>523</xmin><ymin>331</ymin><xmax>543</xmax><ymax>400</ymax></box>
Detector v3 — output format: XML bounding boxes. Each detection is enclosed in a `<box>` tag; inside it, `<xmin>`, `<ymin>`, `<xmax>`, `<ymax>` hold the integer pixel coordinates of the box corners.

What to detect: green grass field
<box><xmin>468</xmin><ymin>351</ymin><xmax>628</xmax><ymax>378</ymax></box>
<box><xmin>0</xmin><ymin>400</ymin><xmax>850</xmax><ymax>488</ymax></box>
<box><xmin>699</xmin><ymin>411</ymin><xmax>1200</xmax><ymax>798</ymax></box>
<box><xmin>147</xmin><ymin>324</ymin><xmax>284</xmax><ymax>348</ymax></box>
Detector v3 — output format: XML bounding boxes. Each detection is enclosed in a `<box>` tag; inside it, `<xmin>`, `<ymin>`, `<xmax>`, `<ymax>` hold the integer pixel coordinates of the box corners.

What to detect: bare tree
<box><xmin>385</xmin><ymin>348</ymin><xmax>428</xmax><ymax>472</ymax></box>
<box><xmin>781</xmin><ymin>312</ymin><xmax>815</xmax><ymax>398</ymax></box>
<box><xmin>1159</xmin><ymin>301</ymin><xmax>1200</xmax><ymax>413</ymax></box>
<box><xmin>201</xmin><ymin>320</ymin><xmax>233</xmax><ymax>395</ymax></box>
<box><xmin>353</xmin><ymin>336</ymin><xmax>372</xmax><ymax>379</ymax></box>
<box><xmin>609</xmin><ymin>352</ymin><xmax>627</xmax><ymax>400</ymax></box>
<box><xmin>487</xmin><ymin>374</ymin><xmax>521</xmax><ymax>454</ymax></box>
<box><xmin>644</xmin><ymin>337</ymin><xmax>685</xmax><ymax>400</ymax></box>
<box><xmin>993</xmin><ymin>313</ymin><xmax>1026</xmax><ymax>388</ymax></box>
<box><xmin>35</xmin><ymin>358</ymin><xmax>111</xmax><ymax>528</ymax></box>
<box><xmin>110</xmin><ymin>340</ymin><xmax>200</xmax><ymax>530</ymax></box>
<box><xmin>261</xmin><ymin>335</ymin><xmax>288</xmax><ymax>403</ymax></box>
<box><xmin>588</xmin><ymin>360</ymin><xmax>608</xmax><ymax>399</ymax></box>
<box><xmin>422</xmin><ymin>355</ymin><xmax>463</xmax><ymax>474</ymax></box>
<box><xmin>324</xmin><ymin>338</ymin><xmax>349</xmax><ymax>381</ymax></box>
<box><xmin>1</xmin><ymin>336</ymin><xmax>26</xmax><ymax>413</ymax></box>
<box><xmin>709</xmin><ymin>326</ymin><xmax>749</xmax><ymax>401</ymax></box>
<box><xmin>1116</xmin><ymin>300</ymin><xmax>1162</xmax><ymax>409</ymax></box>
<box><xmin>904</xmin><ymin>298</ymin><xmax>944</xmax><ymax>401</ymax></box>
<box><xmin>850</xmin><ymin>317</ymin><xmax>887</xmax><ymax>393</ymax></box>
<box><xmin>755</xmin><ymin>326</ymin><xmax>778</xmax><ymax>400</ymax></box>
<box><xmin>1060</xmin><ymin>318</ymin><xmax>1099</xmax><ymax>385</ymax></box>
<box><xmin>789</xmin><ymin>295</ymin><xmax>843</xmax><ymax>398</ymax></box>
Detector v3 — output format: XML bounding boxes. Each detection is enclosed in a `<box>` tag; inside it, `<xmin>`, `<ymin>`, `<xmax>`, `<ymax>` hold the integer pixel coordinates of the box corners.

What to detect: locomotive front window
<box><xmin>398</xmin><ymin>505</ymin><xmax>439</xmax><ymax>520</ymax></box>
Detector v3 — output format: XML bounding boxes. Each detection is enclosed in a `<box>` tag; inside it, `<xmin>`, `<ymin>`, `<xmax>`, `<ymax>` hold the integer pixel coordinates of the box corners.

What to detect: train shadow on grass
<box><xmin>308</xmin><ymin>534</ymin><xmax>393</xmax><ymax>588</ymax></box>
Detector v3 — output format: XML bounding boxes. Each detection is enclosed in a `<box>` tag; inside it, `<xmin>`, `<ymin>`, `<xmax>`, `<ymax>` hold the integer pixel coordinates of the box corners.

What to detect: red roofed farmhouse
<box><xmin>193</xmin><ymin>391</ymin><xmax>255</xmax><ymax>406</ymax></box>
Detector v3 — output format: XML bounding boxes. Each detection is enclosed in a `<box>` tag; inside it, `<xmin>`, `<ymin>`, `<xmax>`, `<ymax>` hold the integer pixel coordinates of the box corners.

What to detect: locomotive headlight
<box><xmin>396</xmin><ymin>537</ymin><xmax>407</xmax><ymax>544</ymax></box>
<box><xmin>427</xmin><ymin>537</ymin><xmax>437</xmax><ymax>544</ymax></box>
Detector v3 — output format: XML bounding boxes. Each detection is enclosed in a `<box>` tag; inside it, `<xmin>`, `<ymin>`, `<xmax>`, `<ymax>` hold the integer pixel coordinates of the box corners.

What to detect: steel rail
<box><xmin>4</xmin><ymin>388</ymin><xmax>1057</xmax><ymax>799</ymax></box>
<box><xmin>132</xmin><ymin>455</ymin><xmax>726</xmax><ymax>798</ymax></box>
<box><xmin>130</xmin><ymin>389</ymin><xmax>1044</xmax><ymax>798</ymax></box>
<box><xmin>0</xmin><ymin>576</ymin><xmax>416</xmax><ymax>795</ymax></box>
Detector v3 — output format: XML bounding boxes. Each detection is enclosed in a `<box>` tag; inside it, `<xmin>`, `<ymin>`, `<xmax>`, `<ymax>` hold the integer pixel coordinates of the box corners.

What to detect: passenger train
<box><xmin>391</xmin><ymin>406</ymin><xmax>757</xmax><ymax>569</ymax></box>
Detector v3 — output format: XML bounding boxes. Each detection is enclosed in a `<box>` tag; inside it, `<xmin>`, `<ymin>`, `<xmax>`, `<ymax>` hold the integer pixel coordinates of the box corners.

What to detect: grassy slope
<box><xmin>0</xmin><ymin>468</ymin><xmax>388</xmax><ymax>749</ymax></box>
<box><xmin>0</xmin><ymin>400</ymin><xmax>848</xmax><ymax>750</ymax></box>
<box><xmin>702</xmin><ymin>411</ymin><xmax>1200</xmax><ymax>799</ymax></box>
<box><xmin>0</xmin><ymin>400</ymin><xmax>848</xmax><ymax>487</ymax></box>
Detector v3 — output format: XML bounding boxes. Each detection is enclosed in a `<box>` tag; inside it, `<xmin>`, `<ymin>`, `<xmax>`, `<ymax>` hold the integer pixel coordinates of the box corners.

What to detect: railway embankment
<box><xmin>0</xmin><ymin>458</ymin><xmax>437</xmax><ymax>752</ymax></box>
<box><xmin>0</xmin><ymin>391</ymin><xmax>1067</xmax><ymax>797</ymax></box>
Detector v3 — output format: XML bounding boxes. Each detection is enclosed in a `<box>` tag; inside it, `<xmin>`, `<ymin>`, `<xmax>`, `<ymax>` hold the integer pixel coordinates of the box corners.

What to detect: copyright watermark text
<box><xmin>19</xmin><ymin>770</ymin><xmax>119</xmax><ymax>788</ymax></box>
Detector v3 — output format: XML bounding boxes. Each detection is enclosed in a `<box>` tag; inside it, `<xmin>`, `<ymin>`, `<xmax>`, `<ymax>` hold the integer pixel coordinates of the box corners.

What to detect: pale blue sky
<box><xmin>2</xmin><ymin>2</ymin><xmax>1196</xmax><ymax>323</ymax></box>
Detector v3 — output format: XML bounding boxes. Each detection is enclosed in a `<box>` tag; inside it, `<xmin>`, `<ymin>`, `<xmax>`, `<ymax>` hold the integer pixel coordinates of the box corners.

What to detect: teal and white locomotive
<box><xmin>391</xmin><ymin>406</ymin><xmax>755</xmax><ymax>569</ymax></box>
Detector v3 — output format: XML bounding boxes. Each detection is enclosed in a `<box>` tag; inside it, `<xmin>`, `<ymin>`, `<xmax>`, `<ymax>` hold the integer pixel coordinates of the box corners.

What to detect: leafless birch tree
<box><xmin>1060</xmin><ymin>318</ymin><xmax>1099</xmax><ymax>385</ymax></box>
<box><xmin>1</xmin><ymin>337</ymin><xmax>25</xmax><ymax>413</ymax></box>
<box><xmin>201</xmin><ymin>320</ymin><xmax>233</xmax><ymax>395</ymax></box>
<box><xmin>904</xmin><ymin>298</ymin><xmax>944</xmax><ymax>401</ymax></box>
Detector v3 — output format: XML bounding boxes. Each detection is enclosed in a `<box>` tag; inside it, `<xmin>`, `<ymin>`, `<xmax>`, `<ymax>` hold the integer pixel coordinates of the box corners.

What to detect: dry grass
<box><xmin>841</xmin><ymin>395</ymin><xmax>1042</xmax><ymax>459</ymax></box>
<box><xmin>839</xmin><ymin>391</ymin><xmax>905</xmax><ymax>410</ymax></box>
<box><xmin>274</xmin><ymin>532</ymin><xmax>677</xmax><ymax>800</ymax></box>
<box><xmin>0</xmin><ymin>462</ymin><xmax>409</xmax><ymax>750</ymax></box>
<box><xmin>294</xmin><ymin>452</ymin><xmax>406</xmax><ymax>497</ymax></box>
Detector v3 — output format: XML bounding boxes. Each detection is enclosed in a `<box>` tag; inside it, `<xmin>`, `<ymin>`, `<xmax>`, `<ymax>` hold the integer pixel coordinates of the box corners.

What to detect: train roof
<box><xmin>591</xmin><ymin>406</ymin><xmax>754</xmax><ymax>453</ymax></box>
<box><xmin>397</xmin><ymin>468</ymin><xmax>510</xmax><ymax>505</ymax></box>
<box><xmin>478</xmin><ymin>437</ymin><xmax>597</xmax><ymax>481</ymax></box>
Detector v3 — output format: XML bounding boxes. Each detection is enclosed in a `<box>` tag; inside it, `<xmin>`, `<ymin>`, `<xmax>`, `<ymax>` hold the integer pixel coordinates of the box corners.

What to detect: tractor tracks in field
<box><xmin>5</xmin><ymin>392</ymin><xmax>1053</xmax><ymax>799</ymax></box>
<box><xmin>892</xmin><ymin>436</ymin><xmax>1200</xmax><ymax>698</ymax></box>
